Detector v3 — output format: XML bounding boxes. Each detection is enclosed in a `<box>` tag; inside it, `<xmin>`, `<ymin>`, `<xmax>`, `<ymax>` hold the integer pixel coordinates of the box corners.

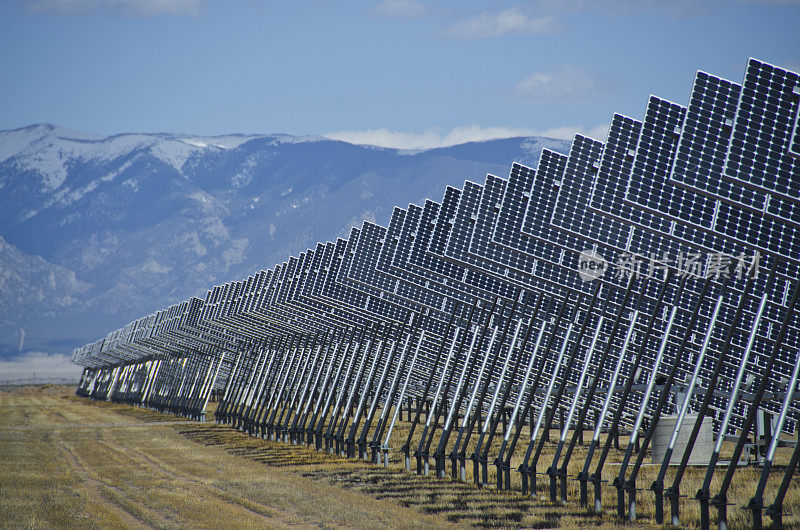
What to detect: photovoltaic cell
<box><xmin>393</xmin><ymin>203</ymin><xmax>485</xmax><ymax>299</ymax></box>
<box><xmin>483</xmin><ymin>124</ymin><xmax>784</xmax><ymax>428</ymax></box>
<box><xmin>440</xmin><ymin>180</ymin><xmax>538</xmax><ymax>287</ymax></box>
<box><xmin>724</xmin><ymin>59</ymin><xmax>800</xmax><ymax>203</ymax></box>
<box><xmin>546</xmin><ymin>99</ymin><xmax>800</xmax><ymax>427</ymax></box>
<box><xmin>72</xmin><ymin>58</ymin><xmax>800</xmax><ymax>441</ymax></box>
<box><xmin>410</xmin><ymin>194</ymin><xmax>518</xmax><ymax>301</ymax></box>
<box><xmin>471</xmin><ymin>173</ymin><xmax>578</xmax><ymax>290</ymax></box>
<box><xmin>347</xmin><ymin>220</ymin><xmax>457</xmax><ymax>316</ymax></box>
<box><xmin>629</xmin><ymin>72</ymin><xmax>800</xmax><ymax>262</ymax></box>
<box><xmin>668</xmin><ymin>73</ymin><xmax>759</xmax><ymax>212</ymax></box>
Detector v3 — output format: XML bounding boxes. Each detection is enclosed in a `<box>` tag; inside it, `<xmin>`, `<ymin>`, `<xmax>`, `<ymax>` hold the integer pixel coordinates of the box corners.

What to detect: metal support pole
<box><xmin>473</xmin><ymin>316</ymin><xmax>524</xmax><ymax>485</ymax></box>
<box><xmin>403</xmin><ymin>304</ymin><xmax>460</xmax><ymax>472</ymax></box>
<box><xmin>265</xmin><ymin>335</ymin><xmax>304</xmax><ymax>437</ymax></box>
<box><xmin>463</xmin><ymin>291</ymin><xmax>523</xmax><ymax>485</ymax></box>
<box><xmin>288</xmin><ymin>333</ymin><xmax>330</xmax><ymax>442</ymax></box>
<box><xmin>281</xmin><ymin>334</ymin><xmax>325</xmax><ymax>441</ymax></box>
<box><xmin>275</xmin><ymin>334</ymin><xmax>316</xmax><ymax>440</ymax></box>
<box><xmin>215</xmin><ymin>344</ymin><xmax>243</xmax><ymax>422</ymax></box>
<box><xmin>345</xmin><ymin>325</ymin><xmax>386</xmax><ymax>456</ymax></box>
<box><xmin>433</xmin><ymin>299</ymin><xmax>495</xmax><ymax>477</ymax></box>
<box><xmin>745</xmin><ymin>348</ymin><xmax>800</xmax><ymax>530</ymax></box>
<box><xmin>383</xmin><ymin>325</ymin><xmax>428</xmax><ymax>467</ymax></box>
<box><xmin>424</xmin><ymin>300</ymin><xmax>479</xmax><ymax>476</ymax></box>
<box><xmin>622</xmin><ymin>275</ymin><xmax>714</xmax><ymax>520</ymax></box>
<box><xmin>651</xmin><ymin>274</ymin><xmax>733</xmax><ymax>524</ymax></box>
<box><xmin>334</xmin><ymin>327</ymin><xmax>377</xmax><ymax>454</ymax></box>
<box><xmin>314</xmin><ymin>327</ymin><xmax>358</xmax><ymax>449</ymax></box>
<box><xmin>351</xmin><ymin>325</ymin><xmax>394</xmax><ymax>457</ymax></box>
<box><xmin>367</xmin><ymin>313</ymin><xmax>418</xmax><ymax>460</ymax></box>
<box><xmin>765</xmin><ymin>425</ymin><xmax>800</xmax><ymax>529</ymax></box>
<box><xmin>551</xmin><ymin>278</ymin><xmax>639</xmax><ymax>502</ymax></box>
<box><xmin>244</xmin><ymin>337</ymin><xmax>278</xmax><ymax>433</ymax></box>
<box><xmin>500</xmin><ymin>294</ymin><xmax>572</xmax><ymax>492</ymax></box>
<box><xmin>416</xmin><ymin>326</ymin><xmax>461</xmax><ymax>474</ymax></box>
<box><xmin>585</xmin><ymin>270</ymin><xmax>674</xmax><ymax>509</ymax></box>
<box><xmin>480</xmin><ymin>295</ymin><xmax>545</xmax><ymax>488</ymax></box>
<box><xmin>294</xmin><ymin>330</ymin><xmax>335</xmax><ymax>443</ymax></box>
<box><xmin>252</xmin><ymin>335</ymin><xmax>290</xmax><ymax>435</ymax></box>
<box><xmin>711</xmin><ymin>277</ymin><xmax>800</xmax><ymax>530</ymax></box>
<box><xmin>520</xmin><ymin>282</ymin><xmax>602</xmax><ymax>496</ymax></box>
<box><xmin>326</xmin><ymin>326</ymin><xmax>369</xmax><ymax>451</ymax></box>
<box><xmin>359</xmin><ymin>323</ymin><xmax>403</xmax><ymax>459</ymax></box>
<box><xmin>520</xmin><ymin>314</ymin><xmax>577</xmax><ymax>495</ymax></box>
<box><xmin>304</xmin><ymin>329</ymin><xmax>345</xmax><ymax>445</ymax></box>
<box><xmin>451</xmin><ymin>324</ymin><xmax>499</xmax><ymax>480</ymax></box>
<box><xmin>663</xmin><ymin>262</ymin><xmax>766</xmax><ymax>526</ymax></box>
<box><xmin>496</xmin><ymin>316</ymin><xmax>548</xmax><ymax>490</ymax></box>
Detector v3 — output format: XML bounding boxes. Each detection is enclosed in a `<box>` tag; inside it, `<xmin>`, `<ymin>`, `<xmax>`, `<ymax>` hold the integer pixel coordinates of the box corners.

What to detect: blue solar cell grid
<box><xmin>375</xmin><ymin>207</ymin><xmax>475</xmax><ymax>307</ymax></box>
<box><xmin>724</xmin><ymin>59</ymin><xmax>800</xmax><ymax>202</ymax></box>
<box><xmin>467</xmin><ymin>173</ymin><xmax>587</xmax><ymax>296</ymax></box>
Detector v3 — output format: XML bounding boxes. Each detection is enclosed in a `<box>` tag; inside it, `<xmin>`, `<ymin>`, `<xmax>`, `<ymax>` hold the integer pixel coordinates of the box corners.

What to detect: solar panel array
<box><xmin>72</xmin><ymin>58</ymin><xmax>800</xmax><ymax>529</ymax></box>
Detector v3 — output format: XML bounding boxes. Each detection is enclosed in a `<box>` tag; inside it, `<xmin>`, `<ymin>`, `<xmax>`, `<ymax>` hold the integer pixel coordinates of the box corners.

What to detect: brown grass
<box><xmin>0</xmin><ymin>386</ymin><xmax>450</xmax><ymax>529</ymax></box>
<box><xmin>3</xmin><ymin>386</ymin><xmax>798</xmax><ymax>529</ymax></box>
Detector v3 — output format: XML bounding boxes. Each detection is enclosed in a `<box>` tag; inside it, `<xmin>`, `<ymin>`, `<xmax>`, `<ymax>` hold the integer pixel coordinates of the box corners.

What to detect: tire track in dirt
<box><xmin>48</xmin><ymin>395</ymin><xmax>313</xmax><ymax>527</ymax></box>
<box><xmin>52</xmin><ymin>430</ymin><xmax>167</xmax><ymax>529</ymax></box>
<box><xmin>65</xmin><ymin>394</ymin><xmax>528</xmax><ymax>528</ymax></box>
<box><xmin>94</xmin><ymin>428</ymin><xmax>314</xmax><ymax>527</ymax></box>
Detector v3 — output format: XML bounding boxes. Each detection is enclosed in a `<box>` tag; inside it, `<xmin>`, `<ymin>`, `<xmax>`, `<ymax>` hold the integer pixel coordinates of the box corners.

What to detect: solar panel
<box><xmin>668</xmin><ymin>73</ymin><xmax>756</xmax><ymax>213</ymax></box>
<box><xmin>546</xmin><ymin>130</ymin><xmax>796</xmax><ymax>424</ymax></box>
<box><xmin>532</xmin><ymin>101</ymin><xmax>800</xmax><ymax>432</ymax></box>
<box><xmin>349</xmin><ymin>223</ymin><xmax>435</xmax><ymax>307</ymax></box>
<box><xmin>724</xmin><ymin>59</ymin><xmax>800</xmax><ymax>203</ymax></box>
<box><xmin>478</xmin><ymin>145</ymin><xmax>682</xmax><ymax>424</ymax></box>
<box><xmin>425</xmin><ymin>173</ymin><xmax>657</xmax><ymax>433</ymax></box>
<box><xmin>377</xmin><ymin>208</ymin><xmax>487</xmax><ymax>311</ymax></box>
<box><xmin>440</xmin><ymin>180</ymin><xmax>541</xmax><ymax>288</ymax></box>
<box><xmin>343</xmin><ymin>221</ymin><xmax>462</xmax><ymax>344</ymax></box>
<box><xmin>617</xmin><ymin>84</ymin><xmax>800</xmax><ymax>262</ymax></box>
<box><xmin>408</xmin><ymin>197</ymin><xmax>519</xmax><ymax>301</ymax></box>
<box><xmin>71</xmin><ymin>57</ymin><xmax>800</xmax><ymax>530</ymax></box>
<box><xmin>467</xmin><ymin>174</ymin><xmax>584</xmax><ymax>294</ymax></box>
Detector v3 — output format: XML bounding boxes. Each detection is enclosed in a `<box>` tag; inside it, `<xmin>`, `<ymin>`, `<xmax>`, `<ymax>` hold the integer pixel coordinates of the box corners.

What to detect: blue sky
<box><xmin>1</xmin><ymin>0</ymin><xmax>798</xmax><ymax>148</ymax></box>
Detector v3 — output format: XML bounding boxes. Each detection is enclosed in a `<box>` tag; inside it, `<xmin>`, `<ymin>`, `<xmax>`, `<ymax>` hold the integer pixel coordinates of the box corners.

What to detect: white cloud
<box><xmin>22</xmin><ymin>0</ymin><xmax>200</xmax><ymax>16</ymax></box>
<box><xmin>534</xmin><ymin>123</ymin><xmax>611</xmax><ymax>141</ymax></box>
<box><xmin>512</xmin><ymin>63</ymin><xmax>612</xmax><ymax>105</ymax></box>
<box><xmin>325</xmin><ymin>123</ymin><xmax>609</xmax><ymax>150</ymax></box>
<box><xmin>222</xmin><ymin>238</ymin><xmax>249</xmax><ymax>269</ymax></box>
<box><xmin>372</xmin><ymin>0</ymin><xmax>427</xmax><ymax>19</ymax></box>
<box><xmin>441</xmin><ymin>7</ymin><xmax>559</xmax><ymax>40</ymax></box>
<box><xmin>141</xmin><ymin>258</ymin><xmax>171</xmax><ymax>274</ymax></box>
<box><xmin>0</xmin><ymin>351</ymin><xmax>83</xmax><ymax>382</ymax></box>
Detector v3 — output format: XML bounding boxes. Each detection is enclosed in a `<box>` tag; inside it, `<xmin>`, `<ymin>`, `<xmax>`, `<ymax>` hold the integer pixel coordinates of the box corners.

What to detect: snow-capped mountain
<box><xmin>0</xmin><ymin>124</ymin><xmax>570</xmax><ymax>359</ymax></box>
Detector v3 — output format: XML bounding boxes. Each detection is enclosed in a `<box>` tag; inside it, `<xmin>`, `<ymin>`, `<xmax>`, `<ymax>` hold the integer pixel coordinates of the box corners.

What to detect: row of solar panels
<box><xmin>73</xmin><ymin>58</ymin><xmax>800</xmax><ymax>528</ymax></box>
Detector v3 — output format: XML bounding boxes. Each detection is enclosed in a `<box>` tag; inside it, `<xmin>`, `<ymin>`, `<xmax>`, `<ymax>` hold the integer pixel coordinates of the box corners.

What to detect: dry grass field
<box><xmin>2</xmin><ymin>385</ymin><xmax>798</xmax><ymax>528</ymax></box>
<box><xmin>0</xmin><ymin>386</ymin><xmax>448</xmax><ymax>528</ymax></box>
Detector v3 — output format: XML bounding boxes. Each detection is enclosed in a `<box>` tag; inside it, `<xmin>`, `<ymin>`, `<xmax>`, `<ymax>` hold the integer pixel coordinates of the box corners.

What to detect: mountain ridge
<box><xmin>0</xmin><ymin>124</ymin><xmax>571</xmax><ymax>358</ymax></box>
